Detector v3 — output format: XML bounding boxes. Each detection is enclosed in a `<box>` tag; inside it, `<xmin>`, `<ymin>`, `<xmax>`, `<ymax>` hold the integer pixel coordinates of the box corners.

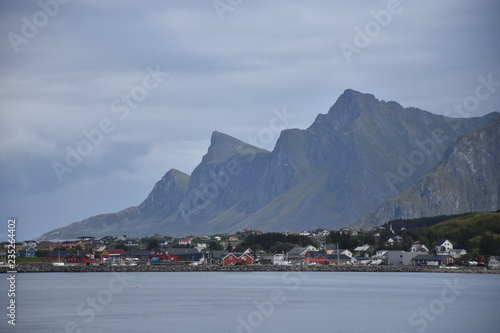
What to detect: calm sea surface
<box><xmin>1</xmin><ymin>271</ymin><xmax>499</xmax><ymax>333</ymax></box>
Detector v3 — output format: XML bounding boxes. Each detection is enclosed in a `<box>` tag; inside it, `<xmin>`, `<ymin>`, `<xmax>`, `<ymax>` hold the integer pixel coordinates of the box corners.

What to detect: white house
<box><xmin>449</xmin><ymin>249</ymin><xmax>467</xmax><ymax>258</ymax></box>
<box><xmin>386</xmin><ymin>251</ymin><xmax>421</xmax><ymax>266</ymax></box>
<box><xmin>411</xmin><ymin>242</ymin><xmax>429</xmax><ymax>253</ymax></box>
<box><xmin>373</xmin><ymin>250</ymin><xmax>388</xmax><ymax>260</ymax></box>
<box><xmin>333</xmin><ymin>249</ymin><xmax>353</xmax><ymax>258</ymax></box>
<box><xmin>487</xmin><ymin>256</ymin><xmax>500</xmax><ymax>268</ymax></box>
<box><xmin>435</xmin><ymin>239</ymin><xmax>454</xmax><ymax>254</ymax></box>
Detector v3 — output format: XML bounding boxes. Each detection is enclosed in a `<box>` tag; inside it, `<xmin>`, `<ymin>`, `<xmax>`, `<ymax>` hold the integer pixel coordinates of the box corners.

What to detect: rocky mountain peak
<box><xmin>202</xmin><ymin>131</ymin><xmax>269</xmax><ymax>165</ymax></box>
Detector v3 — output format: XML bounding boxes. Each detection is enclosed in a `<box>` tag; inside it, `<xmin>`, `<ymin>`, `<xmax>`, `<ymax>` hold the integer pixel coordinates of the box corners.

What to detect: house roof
<box><xmin>288</xmin><ymin>246</ymin><xmax>315</xmax><ymax>257</ymax></box>
<box><xmin>120</xmin><ymin>250</ymin><xmax>151</xmax><ymax>257</ymax></box>
<box><xmin>210</xmin><ymin>250</ymin><xmax>229</xmax><ymax>258</ymax></box>
<box><xmin>354</xmin><ymin>244</ymin><xmax>371</xmax><ymax>251</ymax></box>
<box><xmin>106</xmin><ymin>249</ymin><xmax>125</xmax><ymax>255</ymax></box>
<box><xmin>19</xmin><ymin>246</ymin><xmax>36</xmax><ymax>252</ymax></box>
<box><xmin>167</xmin><ymin>248</ymin><xmax>200</xmax><ymax>255</ymax></box>
<box><xmin>223</xmin><ymin>252</ymin><xmax>254</xmax><ymax>260</ymax></box>
<box><xmin>435</xmin><ymin>239</ymin><xmax>450</xmax><ymax>246</ymax></box>
<box><xmin>322</xmin><ymin>254</ymin><xmax>351</xmax><ymax>260</ymax></box>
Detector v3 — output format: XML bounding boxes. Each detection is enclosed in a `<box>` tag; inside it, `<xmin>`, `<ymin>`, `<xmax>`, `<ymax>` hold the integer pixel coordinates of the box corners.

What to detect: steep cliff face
<box><xmin>358</xmin><ymin>116</ymin><xmax>500</xmax><ymax>227</ymax></box>
<box><xmin>39</xmin><ymin>169</ymin><xmax>190</xmax><ymax>240</ymax></box>
<box><xmin>37</xmin><ymin>90</ymin><xmax>499</xmax><ymax>240</ymax></box>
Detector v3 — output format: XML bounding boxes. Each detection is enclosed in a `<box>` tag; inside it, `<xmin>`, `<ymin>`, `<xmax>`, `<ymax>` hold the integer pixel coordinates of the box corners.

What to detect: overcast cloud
<box><xmin>1</xmin><ymin>0</ymin><xmax>499</xmax><ymax>240</ymax></box>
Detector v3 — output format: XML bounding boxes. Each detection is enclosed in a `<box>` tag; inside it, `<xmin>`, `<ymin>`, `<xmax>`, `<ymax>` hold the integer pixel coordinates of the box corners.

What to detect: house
<box><xmin>353</xmin><ymin>257</ymin><xmax>372</xmax><ymax>265</ymax></box>
<box><xmin>393</xmin><ymin>235</ymin><xmax>403</xmax><ymax>243</ymax></box>
<box><xmin>22</xmin><ymin>240</ymin><xmax>37</xmax><ymax>248</ymax></box>
<box><xmin>331</xmin><ymin>249</ymin><xmax>353</xmax><ymax>258</ymax></box>
<box><xmin>412</xmin><ymin>254</ymin><xmax>454</xmax><ymax>266</ymax></box>
<box><xmin>324</xmin><ymin>243</ymin><xmax>338</xmax><ymax>253</ymax></box>
<box><xmin>380</xmin><ymin>237</ymin><xmax>395</xmax><ymax>246</ymax></box>
<box><xmin>435</xmin><ymin>239</ymin><xmax>453</xmax><ymax>254</ymax></box>
<box><xmin>158</xmin><ymin>239</ymin><xmax>170</xmax><ymax>246</ymax></box>
<box><xmin>386</xmin><ymin>251</ymin><xmax>421</xmax><ymax>266</ymax></box>
<box><xmin>101</xmin><ymin>249</ymin><xmax>125</xmax><ymax>259</ymax></box>
<box><xmin>124</xmin><ymin>239</ymin><xmax>140</xmax><ymax>247</ymax></box>
<box><xmin>373</xmin><ymin>250</ymin><xmax>388</xmax><ymax>260</ymax></box>
<box><xmin>120</xmin><ymin>250</ymin><xmax>152</xmax><ymax>261</ymax></box>
<box><xmin>303</xmin><ymin>251</ymin><xmax>351</xmax><ymax>265</ymax></box>
<box><xmin>449</xmin><ymin>249</ymin><xmax>467</xmax><ymax>259</ymax></box>
<box><xmin>167</xmin><ymin>248</ymin><xmax>201</xmax><ymax>261</ymax></box>
<box><xmin>487</xmin><ymin>256</ymin><xmax>500</xmax><ymax>268</ymax></box>
<box><xmin>66</xmin><ymin>254</ymin><xmax>98</xmax><ymax>265</ymax></box>
<box><xmin>46</xmin><ymin>250</ymin><xmax>70</xmax><ymax>261</ymax></box>
<box><xmin>354</xmin><ymin>244</ymin><xmax>372</xmax><ymax>256</ymax></box>
<box><xmin>207</xmin><ymin>250</ymin><xmax>229</xmax><ymax>265</ymax></box>
<box><xmin>340</xmin><ymin>227</ymin><xmax>352</xmax><ymax>235</ymax></box>
<box><xmin>178</xmin><ymin>238</ymin><xmax>192</xmax><ymax>246</ymax></box>
<box><xmin>272</xmin><ymin>253</ymin><xmax>291</xmax><ymax>265</ymax></box>
<box><xmin>18</xmin><ymin>246</ymin><xmax>36</xmax><ymax>258</ymax></box>
<box><xmin>222</xmin><ymin>253</ymin><xmax>254</xmax><ymax>266</ymax></box>
<box><xmin>410</xmin><ymin>242</ymin><xmax>429</xmax><ymax>253</ymax></box>
<box><xmin>50</xmin><ymin>242</ymin><xmax>84</xmax><ymax>250</ymax></box>
<box><xmin>228</xmin><ymin>236</ymin><xmax>239</xmax><ymax>242</ymax></box>
<box><xmin>195</xmin><ymin>243</ymin><xmax>207</xmax><ymax>251</ymax></box>
<box><xmin>287</xmin><ymin>246</ymin><xmax>317</xmax><ymax>264</ymax></box>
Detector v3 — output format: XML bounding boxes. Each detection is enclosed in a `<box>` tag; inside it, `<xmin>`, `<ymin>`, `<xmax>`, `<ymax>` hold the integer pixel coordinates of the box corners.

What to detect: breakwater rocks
<box><xmin>2</xmin><ymin>263</ymin><xmax>499</xmax><ymax>274</ymax></box>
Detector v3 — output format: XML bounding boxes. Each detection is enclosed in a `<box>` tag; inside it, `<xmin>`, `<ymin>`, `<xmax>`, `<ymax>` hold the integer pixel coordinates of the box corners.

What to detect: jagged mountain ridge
<box><xmin>37</xmin><ymin>89</ymin><xmax>499</xmax><ymax>240</ymax></box>
<box><xmin>356</xmin><ymin>116</ymin><xmax>500</xmax><ymax>227</ymax></box>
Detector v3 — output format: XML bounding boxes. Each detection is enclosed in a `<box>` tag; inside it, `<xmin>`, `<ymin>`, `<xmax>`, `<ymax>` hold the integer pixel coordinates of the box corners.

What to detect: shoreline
<box><xmin>1</xmin><ymin>263</ymin><xmax>499</xmax><ymax>274</ymax></box>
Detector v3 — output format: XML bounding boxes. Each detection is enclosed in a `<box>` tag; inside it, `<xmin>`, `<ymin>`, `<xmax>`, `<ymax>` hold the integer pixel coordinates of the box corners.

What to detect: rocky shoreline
<box><xmin>2</xmin><ymin>263</ymin><xmax>499</xmax><ymax>274</ymax></box>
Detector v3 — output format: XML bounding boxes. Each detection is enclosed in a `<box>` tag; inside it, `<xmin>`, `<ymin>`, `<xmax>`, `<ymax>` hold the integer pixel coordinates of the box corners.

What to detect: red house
<box><xmin>222</xmin><ymin>253</ymin><xmax>254</xmax><ymax>266</ymax></box>
<box><xmin>150</xmin><ymin>249</ymin><xmax>169</xmax><ymax>261</ymax></box>
<box><xmin>65</xmin><ymin>254</ymin><xmax>98</xmax><ymax>265</ymax></box>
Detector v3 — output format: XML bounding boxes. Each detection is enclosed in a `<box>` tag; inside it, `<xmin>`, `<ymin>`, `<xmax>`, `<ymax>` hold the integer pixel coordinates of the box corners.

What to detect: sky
<box><xmin>1</xmin><ymin>0</ymin><xmax>499</xmax><ymax>241</ymax></box>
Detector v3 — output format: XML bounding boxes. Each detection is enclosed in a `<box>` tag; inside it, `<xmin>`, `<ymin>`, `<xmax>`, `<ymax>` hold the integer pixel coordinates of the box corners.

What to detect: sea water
<box><xmin>1</xmin><ymin>271</ymin><xmax>499</xmax><ymax>333</ymax></box>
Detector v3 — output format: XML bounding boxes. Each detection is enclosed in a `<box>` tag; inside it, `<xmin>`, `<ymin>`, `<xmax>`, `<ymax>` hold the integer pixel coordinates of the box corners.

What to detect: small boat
<box><xmin>52</xmin><ymin>262</ymin><xmax>67</xmax><ymax>266</ymax></box>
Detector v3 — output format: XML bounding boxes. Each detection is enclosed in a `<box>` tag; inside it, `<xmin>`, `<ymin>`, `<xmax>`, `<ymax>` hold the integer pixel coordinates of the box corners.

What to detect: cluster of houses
<box><xmin>3</xmin><ymin>240</ymin><xmax>37</xmax><ymax>258</ymax></box>
<box><xmin>4</xmin><ymin>234</ymin><xmax>500</xmax><ymax>268</ymax></box>
<box><xmin>44</xmin><ymin>247</ymin><xmax>256</xmax><ymax>266</ymax></box>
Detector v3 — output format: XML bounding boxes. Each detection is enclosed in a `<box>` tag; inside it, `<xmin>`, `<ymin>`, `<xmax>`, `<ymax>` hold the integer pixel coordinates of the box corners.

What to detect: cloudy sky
<box><xmin>1</xmin><ymin>0</ymin><xmax>499</xmax><ymax>241</ymax></box>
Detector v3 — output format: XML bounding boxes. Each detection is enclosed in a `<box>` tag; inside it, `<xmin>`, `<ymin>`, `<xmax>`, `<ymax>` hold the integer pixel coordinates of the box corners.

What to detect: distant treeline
<box><xmin>235</xmin><ymin>232</ymin><xmax>318</xmax><ymax>253</ymax></box>
<box><xmin>382</xmin><ymin>213</ymin><xmax>469</xmax><ymax>230</ymax></box>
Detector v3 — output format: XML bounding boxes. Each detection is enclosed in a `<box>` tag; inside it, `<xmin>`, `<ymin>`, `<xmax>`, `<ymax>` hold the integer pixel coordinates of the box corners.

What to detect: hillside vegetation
<box><xmin>386</xmin><ymin>211</ymin><xmax>500</xmax><ymax>256</ymax></box>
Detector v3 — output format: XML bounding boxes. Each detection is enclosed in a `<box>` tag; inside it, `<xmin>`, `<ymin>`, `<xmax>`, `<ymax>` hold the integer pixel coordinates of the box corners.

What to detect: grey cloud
<box><xmin>1</xmin><ymin>0</ymin><xmax>499</xmax><ymax>240</ymax></box>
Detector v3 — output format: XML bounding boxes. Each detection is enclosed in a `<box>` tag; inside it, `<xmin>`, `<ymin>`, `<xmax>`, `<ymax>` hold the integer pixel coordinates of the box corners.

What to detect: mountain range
<box><xmin>37</xmin><ymin>89</ymin><xmax>499</xmax><ymax>240</ymax></box>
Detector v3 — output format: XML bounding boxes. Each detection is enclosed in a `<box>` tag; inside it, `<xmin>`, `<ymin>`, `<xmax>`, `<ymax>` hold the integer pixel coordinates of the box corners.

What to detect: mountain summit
<box><xmin>37</xmin><ymin>90</ymin><xmax>499</xmax><ymax>240</ymax></box>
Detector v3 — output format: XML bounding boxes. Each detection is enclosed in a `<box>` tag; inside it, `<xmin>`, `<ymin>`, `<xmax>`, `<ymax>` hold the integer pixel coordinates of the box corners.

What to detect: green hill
<box><xmin>386</xmin><ymin>212</ymin><xmax>500</xmax><ymax>256</ymax></box>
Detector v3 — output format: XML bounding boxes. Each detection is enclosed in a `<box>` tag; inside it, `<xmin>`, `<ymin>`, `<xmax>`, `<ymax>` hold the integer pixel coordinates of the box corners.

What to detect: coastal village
<box><xmin>3</xmin><ymin>223</ymin><xmax>500</xmax><ymax>269</ymax></box>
